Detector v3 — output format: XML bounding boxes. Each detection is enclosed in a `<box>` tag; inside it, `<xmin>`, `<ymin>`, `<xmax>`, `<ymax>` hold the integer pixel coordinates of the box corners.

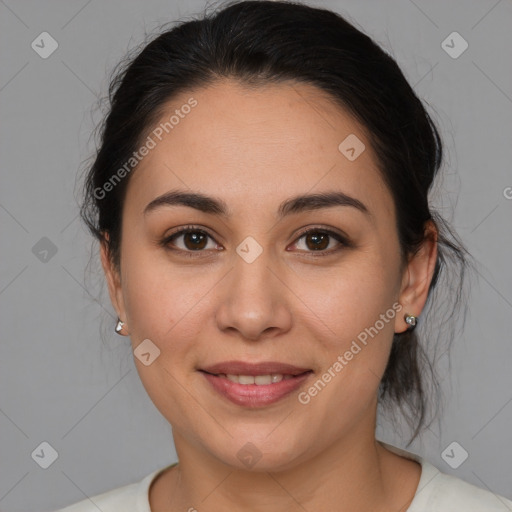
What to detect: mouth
<box><xmin>199</xmin><ymin>370</ymin><xmax>312</xmax><ymax>385</ymax></box>
<box><xmin>198</xmin><ymin>361</ymin><xmax>314</xmax><ymax>407</ymax></box>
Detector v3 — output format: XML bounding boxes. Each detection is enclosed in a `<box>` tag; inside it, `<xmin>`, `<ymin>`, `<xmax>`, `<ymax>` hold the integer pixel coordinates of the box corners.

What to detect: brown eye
<box><xmin>292</xmin><ymin>228</ymin><xmax>347</xmax><ymax>254</ymax></box>
<box><xmin>164</xmin><ymin>228</ymin><xmax>217</xmax><ymax>253</ymax></box>
<box><xmin>304</xmin><ymin>232</ymin><xmax>330</xmax><ymax>250</ymax></box>
<box><xmin>182</xmin><ymin>231</ymin><xmax>208</xmax><ymax>250</ymax></box>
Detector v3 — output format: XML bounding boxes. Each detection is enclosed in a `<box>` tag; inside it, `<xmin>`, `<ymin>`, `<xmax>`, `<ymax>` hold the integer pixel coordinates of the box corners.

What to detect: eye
<box><xmin>162</xmin><ymin>226</ymin><xmax>220</xmax><ymax>255</ymax></box>
<box><xmin>290</xmin><ymin>227</ymin><xmax>348</xmax><ymax>254</ymax></box>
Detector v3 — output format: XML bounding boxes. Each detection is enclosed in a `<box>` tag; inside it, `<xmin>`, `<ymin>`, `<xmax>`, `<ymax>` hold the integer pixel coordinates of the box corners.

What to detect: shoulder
<box><xmin>410</xmin><ymin>463</ymin><xmax>512</xmax><ymax>511</ymax></box>
<box><xmin>52</xmin><ymin>482</ymin><xmax>140</xmax><ymax>512</ymax></box>
<box><xmin>52</xmin><ymin>465</ymin><xmax>173</xmax><ymax>512</ymax></box>
<box><xmin>379</xmin><ymin>440</ymin><xmax>512</xmax><ymax>512</ymax></box>
<box><xmin>53</xmin><ymin>479</ymin><xmax>145</xmax><ymax>512</ymax></box>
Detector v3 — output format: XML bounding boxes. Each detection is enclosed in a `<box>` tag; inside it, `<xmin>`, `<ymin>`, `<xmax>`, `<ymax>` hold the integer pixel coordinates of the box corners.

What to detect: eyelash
<box><xmin>161</xmin><ymin>225</ymin><xmax>350</xmax><ymax>259</ymax></box>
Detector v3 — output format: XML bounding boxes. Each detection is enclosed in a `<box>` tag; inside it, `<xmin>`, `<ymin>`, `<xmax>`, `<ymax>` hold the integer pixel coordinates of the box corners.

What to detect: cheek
<box><xmin>120</xmin><ymin>243</ymin><xmax>218</xmax><ymax>352</ymax></box>
<box><xmin>292</xmin><ymin>281</ymin><xmax>399</xmax><ymax>446</ymax></box>
<box><xmin>118</xmin><ymin>247</ymin><xmax>214</xmax><ymax>427</ymax></box>
<box><xmin>292</xmin><ymin>248</ymin><xmax>401</xmax><ymax>401</ymax></box>
<box><xmin>293</xmin><ymin>248</ymin><xmax>400</xmax><ymax>341</ymax></box>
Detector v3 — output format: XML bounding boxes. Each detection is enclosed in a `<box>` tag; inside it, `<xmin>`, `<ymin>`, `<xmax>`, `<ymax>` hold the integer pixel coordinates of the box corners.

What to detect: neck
<box><xmin>152</xmin><ymin>417</ymin><xmax>421</xmax><ymax>512</ymax></box>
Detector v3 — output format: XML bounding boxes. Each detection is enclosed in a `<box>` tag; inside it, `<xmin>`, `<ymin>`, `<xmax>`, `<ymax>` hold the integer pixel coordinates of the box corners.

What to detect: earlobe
<box><xmin>100</xmin><ymin>235</ymin><xmax>129</xmax><ymax>334</ymax></box>
<box><xmin>395</xmin><ymin>221</ymin><xmax>438</xmax><ymax>334</ymax></box>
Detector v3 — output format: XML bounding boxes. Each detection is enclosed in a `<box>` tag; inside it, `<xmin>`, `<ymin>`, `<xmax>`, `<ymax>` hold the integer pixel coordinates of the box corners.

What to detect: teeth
<box><xmin>255</xmin><ymin>375</ymin><xmax>271</xmax><ymax>385</ymax></box>
<box><xmin>221</xmin><ymin>374</ymin><xmax>292</xmax><ymax>385</ymax></box>
<box><xmin>238</xmin><ymin>375</ymin><xmax>255</xmax><ymax>385</ymax></box>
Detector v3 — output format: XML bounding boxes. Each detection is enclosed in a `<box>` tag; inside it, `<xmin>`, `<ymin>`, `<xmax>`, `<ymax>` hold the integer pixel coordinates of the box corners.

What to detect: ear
<box><xmin>395</xmin><ymin>220</ymin><xmax>438</xmax><ymax>334</ymax></box>
<box><xmin>100</xmin><ymin>234</ymin><xmax>129</xmax><ymax>334</ymax></box>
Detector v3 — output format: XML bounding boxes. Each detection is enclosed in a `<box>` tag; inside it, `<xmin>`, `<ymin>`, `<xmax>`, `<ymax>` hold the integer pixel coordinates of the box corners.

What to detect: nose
<box><xmin>214</xmin><ymin>248</ymin><xmax>293</xmax><ymax>342</ymax></box>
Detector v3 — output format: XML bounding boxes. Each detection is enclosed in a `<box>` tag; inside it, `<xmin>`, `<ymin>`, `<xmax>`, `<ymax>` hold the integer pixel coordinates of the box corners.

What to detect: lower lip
<box><xmin>200</xmin><ymin>371</ymin><xmax>313</xmax><ymax>407</ymax></box>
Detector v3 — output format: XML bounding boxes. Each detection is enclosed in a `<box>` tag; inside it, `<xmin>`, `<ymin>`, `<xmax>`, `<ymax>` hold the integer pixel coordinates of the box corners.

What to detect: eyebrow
<box><xmin>144</xmin><ymin>189</ymin><xmax>371</xmax><ymax>219</ymax></box>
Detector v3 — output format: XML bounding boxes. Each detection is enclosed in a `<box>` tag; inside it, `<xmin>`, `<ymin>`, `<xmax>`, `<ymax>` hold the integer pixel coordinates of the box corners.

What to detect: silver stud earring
<box><xmin>115</xmin><ymin>318</ymin><xmax>126</xmax><ymax>335</ymax></box>
<box><xmin>404</xmin><ymin>313</ymin><xmax>417</xmax><ymax>330</ymax></box>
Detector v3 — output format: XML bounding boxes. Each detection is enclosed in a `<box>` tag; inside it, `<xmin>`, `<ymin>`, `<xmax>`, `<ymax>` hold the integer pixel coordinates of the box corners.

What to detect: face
<box><xmin>102</xmin><ymin>79</ymin><xmax>436</xmax><ymax>471</ymax></box>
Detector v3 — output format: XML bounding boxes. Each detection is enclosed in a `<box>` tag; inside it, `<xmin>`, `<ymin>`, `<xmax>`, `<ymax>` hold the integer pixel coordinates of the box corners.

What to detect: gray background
<box><xmin>1</xmin><ymin>0</ymin><xmax>511</xmax><ymax>510</ymax></box>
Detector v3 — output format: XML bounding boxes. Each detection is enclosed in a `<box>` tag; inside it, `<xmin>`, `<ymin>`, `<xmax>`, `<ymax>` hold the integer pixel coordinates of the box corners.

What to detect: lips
<box><xmin>200</xmin><ymin>360</ymin><xmax>312</xmax><ymax>377</ymax></box>
<box><xmin>198</xmin><ymin>360</ymin><xmax>314</xmax><ymax>407</ymax></box>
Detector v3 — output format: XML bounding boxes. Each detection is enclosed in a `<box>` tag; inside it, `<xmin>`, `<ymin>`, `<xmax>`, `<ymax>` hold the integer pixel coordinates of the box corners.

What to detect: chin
<box><xmin>209</xmin><ymin>434</ymin><xmax>308</xmax><ymax>473</ymax></box>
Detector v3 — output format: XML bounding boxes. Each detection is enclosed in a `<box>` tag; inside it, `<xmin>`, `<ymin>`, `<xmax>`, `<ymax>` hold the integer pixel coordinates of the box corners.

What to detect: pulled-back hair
<box><xmin>81</xmin><ymin>0</ymin><xmax>471</xmax><ymax>443</ymax></box>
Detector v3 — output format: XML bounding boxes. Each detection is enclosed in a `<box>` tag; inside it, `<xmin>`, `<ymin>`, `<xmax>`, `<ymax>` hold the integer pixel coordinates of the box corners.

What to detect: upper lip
<box><xmin>200</xmin><ymin>360</ymin><xmax>312</xmax><ymax>376</ymax></box>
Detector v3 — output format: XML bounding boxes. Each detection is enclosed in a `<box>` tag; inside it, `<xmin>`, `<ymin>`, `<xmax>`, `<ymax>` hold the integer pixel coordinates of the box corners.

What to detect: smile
<box><xmin>199</xmin><ymin>369</ymin><xmax>313</xmax><ymax>407</ymax></box>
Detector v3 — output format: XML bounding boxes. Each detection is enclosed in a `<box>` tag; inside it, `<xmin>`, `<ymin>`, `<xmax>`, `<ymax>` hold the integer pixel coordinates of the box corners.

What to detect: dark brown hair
<box><xmin>81</xmin><ymin>0</ymin><xmax>471</xmax><ymax>443</ymax></box>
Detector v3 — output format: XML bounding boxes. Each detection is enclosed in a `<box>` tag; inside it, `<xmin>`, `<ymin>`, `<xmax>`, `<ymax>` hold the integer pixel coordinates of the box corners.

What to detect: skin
<box><xmin>101</xmin><ymin>79</ymin><xmax>438</xmax><ymax>512</ymax></box>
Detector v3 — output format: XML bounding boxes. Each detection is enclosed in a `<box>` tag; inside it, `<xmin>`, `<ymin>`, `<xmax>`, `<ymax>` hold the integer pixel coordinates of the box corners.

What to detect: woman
<box><xmin>55</xmin><ymin>1</ymin><xmax>512</xmax><ymax>510</ymax></box>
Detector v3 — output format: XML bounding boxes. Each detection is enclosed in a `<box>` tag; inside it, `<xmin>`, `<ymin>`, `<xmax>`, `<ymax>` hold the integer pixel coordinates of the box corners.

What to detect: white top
<box><xmin>54</xmin><ymin>441</ymin><xmax>512</xmax><ymax>511</ymax></box>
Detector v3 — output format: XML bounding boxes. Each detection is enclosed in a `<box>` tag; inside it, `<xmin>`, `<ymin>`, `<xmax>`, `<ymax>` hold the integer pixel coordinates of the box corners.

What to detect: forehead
<box><xmin>125</xmin><ymin>79</ymin><xmax>391</xmax><ymax>219</ymax></box>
